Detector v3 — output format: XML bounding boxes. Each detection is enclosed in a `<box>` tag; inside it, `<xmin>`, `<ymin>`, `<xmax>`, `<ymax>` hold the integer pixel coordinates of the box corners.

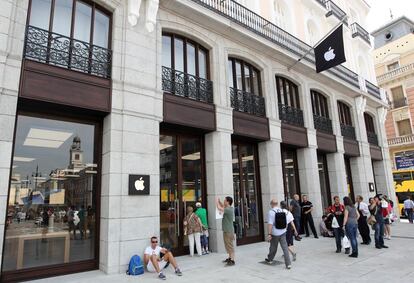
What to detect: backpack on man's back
<box><xmin>274</xmin><ymin>209</ymin><xmax>287</xmax><ymax>229</ymax></box>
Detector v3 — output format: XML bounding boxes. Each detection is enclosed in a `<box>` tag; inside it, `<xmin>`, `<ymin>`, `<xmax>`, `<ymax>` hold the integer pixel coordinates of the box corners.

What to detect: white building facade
<box><xmin>0</xmin><ymin>0</ymin><xmax>394</xmax><ymax>281</ymax></box>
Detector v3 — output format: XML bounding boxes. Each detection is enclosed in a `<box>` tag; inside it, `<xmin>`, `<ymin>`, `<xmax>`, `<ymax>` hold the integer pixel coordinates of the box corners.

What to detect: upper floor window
<box><xmin>337</xmin><ymin>101</ymin><xmax>352</xmax><ymax>126</ymax></box>
<box><xmin>162</xmin><ymin>33</ymin><xmax>209</xmax><ymax>79</ymax></box>
<box><xmin>387</xmin><ymin>61</ymin><xmax>400</xmax><ymax>71</ymax></box>
<box><xmin>29</xmin><ymin>0</ymin><xmax>111</xmax><ymax>49</ymax></box>
<box><xmin>311</xmin><ymin>90</ymin><xmax>329</xmax><ymax>118</ymax></box>
<box><xmin>273</xmin><ymin>0</ymin><xmax>292</xmax><ymax>34</ymax></box>
<box><xmin>228</xmin><ymin>58</ymin><xmax>261</xmax><ymax>95</ymax></box>
<box><xmin>397</xmin><ymin>119</ymin><xmax>412</xmax><ymax>136</ymax></box>
<box><xmin>276</xmin><ymin>76</ymin><xmax>300</xmax><ymax>108</ymax></box>
<box><xmin>364</xmin><ymin>113</ymin><xmax>376</xmax><ymax>133</ymax></box>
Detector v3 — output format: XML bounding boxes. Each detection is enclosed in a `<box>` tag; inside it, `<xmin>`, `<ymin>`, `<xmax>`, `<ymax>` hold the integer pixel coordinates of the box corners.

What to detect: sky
<box><xmin>367</xmin><ymin>0</ymin><xmax>414</xmax><ymax>32</ymax></box>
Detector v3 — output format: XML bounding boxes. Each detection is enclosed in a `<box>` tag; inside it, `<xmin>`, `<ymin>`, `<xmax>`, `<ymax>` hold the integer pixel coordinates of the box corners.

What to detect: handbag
<box><xmin>342</xmin><ymin>235</ymin><xmax>350</xmax><ymax>249</ymax></box>
<box><xmin>367</xmin><ymin>215</ymin><xmax>376</xmax><ymax>226</ymax></box>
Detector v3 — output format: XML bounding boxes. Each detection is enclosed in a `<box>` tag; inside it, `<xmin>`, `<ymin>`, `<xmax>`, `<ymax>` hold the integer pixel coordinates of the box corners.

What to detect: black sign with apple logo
<box><xmin>128</xmin><ymin>175</ymin><xmax>150</xmax><ymax>195</ymax></box>
<box><xmin>314</xmin><ymin>24</ymin><xmax>346</xmax><ymax>73</ymax></box>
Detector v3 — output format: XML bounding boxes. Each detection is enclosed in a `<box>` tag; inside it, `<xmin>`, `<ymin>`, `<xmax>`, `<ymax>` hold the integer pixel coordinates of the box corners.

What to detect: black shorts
<box><xmin>286</xmin><ymin>224</ymin><xmax>294</xmax><ymax>246</ymax></box>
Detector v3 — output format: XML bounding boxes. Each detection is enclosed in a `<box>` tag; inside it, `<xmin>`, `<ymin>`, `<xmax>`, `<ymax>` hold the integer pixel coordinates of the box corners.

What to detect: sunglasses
<box><xmin>151</xmin><ymin>241</ymin><xmax>158</xmax><ymax>243</ymax></box>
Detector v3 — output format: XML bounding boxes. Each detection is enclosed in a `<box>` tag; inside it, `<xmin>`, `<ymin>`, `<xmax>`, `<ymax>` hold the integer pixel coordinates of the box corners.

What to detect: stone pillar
<box><xmin>100</xmin><ymin>3</ymin><xmax>162</xmax><ymax>274</ymax></box>
<box><xmin>0</xmin><ymin>0</ymin><xmax>28</xmax><ymax>268</ymax></box>
<box><xmin>326</xmin><ymin>148</ymin><xmax>348</xmax><ymax>199</ymax></box>
<box><xmin>297</xmin><ymin>131</ymin><xmax>324</xmax><ymax>222</ymax></box>
<box><xmin>205</xmin><ymin>119</ymin><xmax>233</xmax><ymax>253</ymax></box>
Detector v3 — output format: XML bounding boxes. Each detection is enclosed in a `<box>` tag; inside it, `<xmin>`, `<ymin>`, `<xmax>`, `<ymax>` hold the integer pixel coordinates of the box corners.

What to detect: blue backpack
<box><xmin>126</xmin><ymin>255</ymin><xmax>144</xmax><ymax>275</ymax></box>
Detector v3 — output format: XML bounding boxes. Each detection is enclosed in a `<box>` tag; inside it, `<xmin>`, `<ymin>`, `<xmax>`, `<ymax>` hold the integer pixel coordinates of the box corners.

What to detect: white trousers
<box><xmin>188</xmin><ymin>232</ymin><xmax>202</xmax><ymax>256</ymax></box>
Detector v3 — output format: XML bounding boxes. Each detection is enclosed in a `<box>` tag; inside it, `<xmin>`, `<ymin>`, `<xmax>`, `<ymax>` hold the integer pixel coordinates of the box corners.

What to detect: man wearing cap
<box><xmin>195</xmin><ymin>202</ymin><xmax>209</xmax><ymax>254</ymax></box>
<box><xmin>372</xmin><ymin>194</ymin><xmax>388</xmax><ymax>249</ymax></box>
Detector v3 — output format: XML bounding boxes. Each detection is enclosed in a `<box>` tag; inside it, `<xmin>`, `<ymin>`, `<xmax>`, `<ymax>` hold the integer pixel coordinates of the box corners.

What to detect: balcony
<box><xmin>189</xmin><ymin>0</ymin><xmax>381</xmax><ymax>99</ymax></box>
<box><xmin>351</xmin><ymin>22</ymin><xmax>371</xmax><ymax>45</ymax></box>
<box><xmin>24</xmin><ymin>25</ymin><xmax>111</xmax><ymax>78</ymax></box>
<box><xmin>388</xmin><ymin>134</ymin><xmax>414</xmax><ymax>147</ymax></box>
<box><xmin>365</xmin><ymin>80</ymin><xmax>381</xmax><ymax>97</ymax></box>
<box><xmin>377</xmin><ymin>63</ymin><xmax>414</xmax><ymax>83</ymax></box>
<box><xmin>279</xmin><ymin>104</ymin><xmax>304</xmax><ymax>127</ymax></box>
<box><xmin>367</xmin><ymin>131</ymin><xmax>379</xmax><ymax>146</ymax></box>
<box><xmin>313</xmin><ymin>114</ymin><xmax>333</xmax><ymax>134</ymax></box>
<box><xmin>230</xmin><ymin>87</ymin><xmax>265</xmax><ymax>117</ymax></box>
<box><xmin>325</xmin><ymin>1</ymin><xmax>348</xmax><ymax>25</ymax></box>
<box><xmin>341</xmin><ymin>123</ymin><xmax>356</xmax><ymax>140</ymax></box>
<box><xmin>390</xmin><ymin>97</ymin><xmax>408</xmax><ymax>109</ymax></box>
<box><xmin>162</xmin><ymin>66</ymin><xmax>213</xmax><ymax>103</ymax></box>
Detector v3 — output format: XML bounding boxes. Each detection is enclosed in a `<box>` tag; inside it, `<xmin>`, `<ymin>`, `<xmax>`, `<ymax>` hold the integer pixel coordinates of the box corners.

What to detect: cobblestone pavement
<box><xmin>32</xmin><ymin>222</ymin><xmax>414</xmax><ymax>283</ymax></box>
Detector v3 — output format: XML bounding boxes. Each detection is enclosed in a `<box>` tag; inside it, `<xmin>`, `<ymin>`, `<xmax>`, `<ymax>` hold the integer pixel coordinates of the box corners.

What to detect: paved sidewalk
<box><xmin>32</xmin><ymin>223</ymin><xmax>414</xmax><ymax>283</ymax></box>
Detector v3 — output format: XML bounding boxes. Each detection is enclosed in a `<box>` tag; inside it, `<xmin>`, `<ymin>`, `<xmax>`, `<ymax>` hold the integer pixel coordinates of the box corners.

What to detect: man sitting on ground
<box><xmin>143</xmin><ymin>236</ymin><xmax>182</xmax><ymax>280</ymax></box>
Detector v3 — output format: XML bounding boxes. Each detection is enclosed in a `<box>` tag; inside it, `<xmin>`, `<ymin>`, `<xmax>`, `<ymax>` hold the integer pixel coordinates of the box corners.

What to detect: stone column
<box><xmin>0</xmin><ymin>0</ymin><xmax>28</xmax><ymax>268</ymax></box>
<box><xmin>297</xmin><ymin>131</ymin><xmax>324</xmax><ymax>222</ymax></box>
<box><xmin>326</xmin><ymin>145</ymin><xmax>348</xmax><ymax>199</ymax></box>
<box><xmin>204</xmin><ymin>107</ymin><xmax>233</xmax><ymax>253</ymax></box>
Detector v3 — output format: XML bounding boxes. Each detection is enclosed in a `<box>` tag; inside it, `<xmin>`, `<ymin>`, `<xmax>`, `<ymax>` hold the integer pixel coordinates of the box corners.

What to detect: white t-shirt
<box><xmin>144</xmin><ymin>246</ymin><xmax>161</xmax><ymax>257</ymax></box>
<box><xmin>267</xmin><ymin>208</ymin><xmax>294</xmax><ymax>236</ymax></box>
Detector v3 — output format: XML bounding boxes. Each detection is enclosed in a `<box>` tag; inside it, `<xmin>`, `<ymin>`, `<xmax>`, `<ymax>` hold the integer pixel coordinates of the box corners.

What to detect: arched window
<box><xmin>311</xmin><ymin>90</ymin><xmax>332</xmax><ymax>134</ymax></box>
<box><xmin>364</xmin><ymin>113</ymin><xmax>378</xmax><ymax>145</ymax></box>
<box><xmin>228</xmin><ymin>58</ymin><xmax>261</xmax><ymax>96</ymax></box>
<box><xmin>162</xmin><ymin>33</ymin><xmax>209</xmax><ymax>79</ymax></box>
<box><xmin>26</xmin><ymin>0</ymin><xmax>111</xmax><ymax>77</ymax></box>
<box><xmin>276</xmin><ymin>76</ymin><xmax>303</xmax><ymax>126</ymax></box>
<box><xmin>337</xmin><ymin>101</ymin><xmax>355</xmax><ymax>139</ymax></box>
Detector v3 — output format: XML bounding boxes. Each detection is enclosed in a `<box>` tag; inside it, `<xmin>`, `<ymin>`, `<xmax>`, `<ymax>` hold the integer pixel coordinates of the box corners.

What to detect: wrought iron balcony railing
<box><xmin>230</xmin><ymin>87</ymin><xmax>265</xmax><ymax>116</ymax></box>
<box><xmin>189</xmin><ymin>0</ymin><xmax>380</xmax><ymax>98</ymax></box>
<box><xmin>162</xmin><ymin>66</ymin><xmax>214</xmax><ymax>103</ymax></box>
<box><xmin>365</xmin><ymin>80</ymin><xmax>381</xmax><ymax>97</ymax></box>
<box><xmin>24</xmin><ymin>25</ymin><xmax>112</xmax><ymax>78</ymax></box>
<box><xmin>351</xmin><ymin>22</ymin><xmax>371</xmax><ymax>45</ymax></box>
<box><xmin>313</xmin><ymin>114</ymin><xmax>333</xmax><ymax>134</ymax></box>
<box><xmin>341</xmin><ymin>123</ymin><xmax>356</xmax><ymax>140</ymax></box>
<box><xmin>367</xmin><ymin>131</ymin><xmax>378</xmax><ymax>146</ymax></box>
<box><xmin>390</xmin><ymin>97</ymin><xmax>407</xmax><ymax>109</ymax></box>
<box><xmin>279</xmin><ymin>104</ymin><xmax>304</xmax><ymax>127</ymax></box>
<box><xmin>325</xmin><ymin>1</ymin><xmax>348</xmax><ymax>25</ymax></box>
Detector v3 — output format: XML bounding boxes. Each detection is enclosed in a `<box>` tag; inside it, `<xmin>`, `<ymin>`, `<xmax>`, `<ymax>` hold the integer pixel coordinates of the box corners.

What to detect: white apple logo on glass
<box><xmin>324</xmin><ymin>47</ymin><xmax>336</xmax><ymax>62</ymax></box>
<box><xmin>135</xmin><ymin>177</ymin><xmax>145</xmax><ymax>191</ymax></box>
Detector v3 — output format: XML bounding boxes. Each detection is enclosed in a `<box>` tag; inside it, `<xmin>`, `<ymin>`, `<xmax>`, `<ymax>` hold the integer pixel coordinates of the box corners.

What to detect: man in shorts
<box><xmin>216</xmin><ymin>196</ymin><xmax>235</xmax><ymax>266</ymax></box>
<box><xmin>143</xmin><ymin>236</ymin><xmax>182</xmax><ymax>280</ymax></box>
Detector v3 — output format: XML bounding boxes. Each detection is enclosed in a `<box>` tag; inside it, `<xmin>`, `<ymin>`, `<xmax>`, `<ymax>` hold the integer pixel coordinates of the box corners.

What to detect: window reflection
<box><xmin>282</xmin><ymin>148</ymin><xmax>300</xmax><ymax>200</ymax></box>
<box><xmin>93</xmin><ymin>10</ymin><xmax>110</xmax><ymax>48</ymax></box>
<box><xmin>30</xmin><ymin>0</ymin><xmax>52</xmax><ymax>30</ymax></box>
<box><xmin>318</xmin><ymin>154</ymin><xmax>331</xmax><ymax>212</ymax></box>
<box><xmin>74</xmin><ymin>1</ymin><xmax>92</xmax><ymax>43</ymax></box>
<box><xmin>3</xmin><ymin>115</ymin><xmax>97</xmax><ymax>271</ymax></box>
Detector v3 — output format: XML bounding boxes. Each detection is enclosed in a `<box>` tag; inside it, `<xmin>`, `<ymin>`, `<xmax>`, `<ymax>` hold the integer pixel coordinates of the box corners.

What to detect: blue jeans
<box><xmin>294</xmin><ymin>215</ymin><xmax>301</xmax><ymax>235</ymax></box>
<box><xmin>374</xmin><ymin>222</ymin><xmax>384</xmax><ymax>247</ymax></box>
<box><xmin>345</xmin><ymin>223</ymin><xmax>358</xmax><ymax>255</ymax></box>
<box><xmin>333</xmin><ymin>227</ymin><xmax>344</xmax><ymax>251</ymax></box>
<box><xmin>405</xmin><ymin>209</ymin><xmax>413</xmax><ymax>223</ymax></box>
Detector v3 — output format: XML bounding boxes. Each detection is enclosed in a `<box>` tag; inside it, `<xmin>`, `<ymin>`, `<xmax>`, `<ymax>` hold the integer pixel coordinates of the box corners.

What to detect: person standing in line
<box><xmin>382</xmin><ymin>195</ymin><xmax>392</xmax><ymax>240</ymax></box>
<box><xmin>370</xmin><ymin>195</ymin><xmax>388</xmax><ymax>249</ymax></box>
<box><xmin>216</xmin><ymin>196</ymin><xmax>235</xmax><ymax>266</ymax></box>
<box><xmin>290</xmin><ymin>194</ymin><xmax>302</xmax><ymax>240</ymax></box>
<box><xmin>78</xmin><ymin>205</ymin><xmax>86</xmax><ymax>240</ymax></box>
<box><xmin>195</xmin><ymin>202</ymin><xmax>209</xmax><ymax>254</ymax></box>
<box><xmin>301</xmin><ymin>195</ymin><xmax>318</xmax><ymax>238</ymax></box>
<box><xmin>403</xmin><ymin>195</ymin><xmax>414</xmax><ymax>223</ymax></box>
<box><xmin>265</xmin><ymin>199</ymin><xmax>292</xmax><ymax>269</ymax></box>
<box><xmin>281</xmin><ymin>201</ymin><xmax>299</xmax><ymax>261</ymax></box>
<box><xmin>329</xmin><ymin>196</ymin><xmax>345</xmax><ymax>253</ymax></box>
<box><xmin>183</xmin><ymin>206</ymin><xmax>203</xmax><ymax>257</ymax></box>
<box><xmin>343</xmin><ymin>197</ymin><xmax>360</xmax><ymax>258</ymax></box>
<box><xmin>355</xmin><ymin>195</ymin><xmax>371</xmax><ymax>245</ymax></box>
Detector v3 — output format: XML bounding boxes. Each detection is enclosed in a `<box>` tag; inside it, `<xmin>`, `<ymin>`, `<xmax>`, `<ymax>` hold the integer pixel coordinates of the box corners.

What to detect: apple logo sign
<box><xmin>324</xmin><ymin>47</ymin><xmax>336</xmax><ymax>62</ymax></box>
<box><xmin>129</xmin><ymin>175</ymin><xmax>150</xmax><ymax>195</ymax></box>
<box><xmin>135</xmin><ymin>177</ymin><xmax>145</xmax><ymax>191</ymax></box>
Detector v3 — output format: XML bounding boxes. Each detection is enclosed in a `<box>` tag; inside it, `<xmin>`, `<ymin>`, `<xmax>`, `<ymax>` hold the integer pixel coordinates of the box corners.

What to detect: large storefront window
<box><xmin>232</xmin><ymin>142</ymin><xmax>263</xmax><ymax>245</ymax></box>
<box><xmin>344</xmin><ymin>157</ymin><xmax>355</xmax><ymax>202</ymax></box>
<box><xmin>159</xmin><ymin>133</ymin><xmax>205</xmax><ymax>255</ymax></box>
<box><xmin>281</xmin><ymin>147</ymin><xmax>301</xmax><ymax>201</ymax></box>
<box><xmin>2</xmin><ymin>115</ymin><xmax>99</xmax><ymax>275</ymax></box>
<box><xmin>317</xmin><ymin>154</ymin><xmax>332</xmax><ymax>212</ymax></box>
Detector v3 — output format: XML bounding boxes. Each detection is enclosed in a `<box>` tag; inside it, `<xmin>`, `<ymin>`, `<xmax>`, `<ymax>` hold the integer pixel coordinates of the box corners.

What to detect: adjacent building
<box><xmin>0</xmin><ymin>0</ymin><xmax>394</xmax><ymax>281</ymax></box>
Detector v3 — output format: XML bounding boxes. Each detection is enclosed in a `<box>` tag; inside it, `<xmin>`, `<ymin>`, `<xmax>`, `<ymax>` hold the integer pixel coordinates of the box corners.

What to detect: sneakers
<box><xmin>335</xmin><ymin>249</ymin><xmax>341</xmax><ymax>253</ymax></box>
<box><xmin>349</xmin><ymin>253</ymin><xmax>358</xmax><ymax>258</ymax></box>
<box><xmin>381</xmin><ymin>245</ymin><xmax>389</xmax><ymax>248</ymax></box>
<box><xmin>222</xmin><ymin>258</ymin><xmax>230</xmax><ymax>263</ymax></box>
<box><xmin>286</xmin><ymin>265</ymin><xmax>292</xmax><ymax>269</ymax></box>
<box><xmin>265</xmin><ymin>258</ymin><xmax>273</xmax><ymax>264</ymax></box>
<box><xmin>226</xmin><ymin>259</ymin><xmax>235</xmax><ymax>266</ymax></box>
<box><xmin>175</xmin><ymin>268</ymin><xmax>182</xmax><ymax>276</ymax></box>
<box><xmin>158</xmin><ymin>272</ymin><xmax>166</xmax><ymax>280</ymax></box>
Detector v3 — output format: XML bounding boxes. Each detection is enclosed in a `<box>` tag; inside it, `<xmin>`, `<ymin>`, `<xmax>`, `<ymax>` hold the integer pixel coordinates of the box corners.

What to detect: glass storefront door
<box><xmin>2</xmin><ymin>114</ymin><xmax>100</xmax><ymax>277</ymax></box>
<box><xmin>344</xmin><ymin>157</ymin><xmax>355</xmax><ymax>202</ymax></box>
<box><xmin>281</xmin><ymin>147</ymin><xmax>301</xmax><ymax>201</ymax></box>
<box><xmin>232</xmin><ymin>141</ymin><xmax>263</xmax><ymax>245</ymax></box>
<box><xmin>159</xmin><ymin>133</ymin><xmax>205</xmax><ymax>255</ymax></box>
<box><xmin>317</xmin><ymin>154</ymin><xmax>332</xmax><ymax>213</ymax></box>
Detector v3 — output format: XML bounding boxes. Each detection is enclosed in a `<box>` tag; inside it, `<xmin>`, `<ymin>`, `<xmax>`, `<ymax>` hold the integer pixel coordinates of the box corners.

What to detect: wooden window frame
<box><xmin>311</xmin><ymin>90</ymin><xmax>329</xmax><ymax>118</ymax></box>
<box><xmin>228</xmin><ymin>58</ymin><xmax>262</xmax><ymax>96</ymax></box>
<box><xmin>337</xmin><ymin>101</ymin><xmax>352</xmax><ymax>126</ymax></box>
<box><xmin>275</xmin><ymin>76</ymin><xmax>300</xmax><ymax>108</ymax></box>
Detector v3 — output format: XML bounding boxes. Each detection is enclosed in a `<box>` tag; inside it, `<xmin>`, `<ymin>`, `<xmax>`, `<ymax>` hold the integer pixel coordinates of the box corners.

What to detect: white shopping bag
<box><xmin>342</xmin><ymin>235</ymin><xmax>350</xmax><ymax>249</ymax></box>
